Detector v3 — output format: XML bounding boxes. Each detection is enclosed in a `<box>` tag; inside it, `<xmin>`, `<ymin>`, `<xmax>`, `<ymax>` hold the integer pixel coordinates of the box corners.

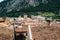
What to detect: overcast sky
<box><xmin>0</xmin><ymin>0</ymin><xmax>4</xmax><ymax>2</ymax></box>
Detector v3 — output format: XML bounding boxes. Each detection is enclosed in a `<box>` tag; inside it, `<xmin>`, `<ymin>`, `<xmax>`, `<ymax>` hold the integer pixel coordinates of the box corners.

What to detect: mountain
<box><xmin>0</xmin><ymin>0</ymin><xmax>60</xmax><ymax>17</ymax></box>
<box><xmin>0</xmin><ymin>0</ymin><xmax>40</xmax><ymax>13</ymax></box>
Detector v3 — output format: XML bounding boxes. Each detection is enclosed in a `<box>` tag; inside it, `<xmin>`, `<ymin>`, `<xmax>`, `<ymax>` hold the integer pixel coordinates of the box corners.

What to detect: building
<box><xmin>0</xmin><ymin>17</ymin><xmax>5</xmax><ymax>22</ymax></box>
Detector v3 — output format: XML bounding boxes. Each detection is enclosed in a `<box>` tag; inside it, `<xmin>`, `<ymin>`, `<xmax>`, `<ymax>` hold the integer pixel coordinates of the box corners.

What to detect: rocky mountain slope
<box><xmin>0</xmin><ymin>0</ymin><xmax>40</xmax><ymax>13</ymax></box>
<box><xmin>0</xmin><ymin>0</ymin><xmax>60</xmax><ymax>17</ymax></box>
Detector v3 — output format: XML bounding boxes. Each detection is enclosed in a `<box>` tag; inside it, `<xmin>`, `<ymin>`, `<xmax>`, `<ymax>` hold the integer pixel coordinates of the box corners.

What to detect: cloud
<box><xmin>0</xmin><ymin>0</ymin><xmax>4</xmax><ymax>2</ymax></box>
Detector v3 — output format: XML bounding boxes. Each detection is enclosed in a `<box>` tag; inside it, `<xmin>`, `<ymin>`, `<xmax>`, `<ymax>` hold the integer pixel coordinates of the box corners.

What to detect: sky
<box><xmin>0</xmin><ymin>0</ymin><xmax>4</xmax><ymax>2</ymax></box>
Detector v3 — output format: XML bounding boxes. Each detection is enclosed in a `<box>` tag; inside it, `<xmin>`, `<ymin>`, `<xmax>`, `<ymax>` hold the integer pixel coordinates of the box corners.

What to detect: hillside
<box><xmin>0</xmin><ymin>0</ymin><xmax>60</xmax><ymax>17</ymax></box>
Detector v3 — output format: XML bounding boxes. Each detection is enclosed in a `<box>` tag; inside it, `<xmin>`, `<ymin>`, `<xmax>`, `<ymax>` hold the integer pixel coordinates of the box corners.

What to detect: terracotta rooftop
<box><xmin>0</xmin><ymin>17</ymin><xmax>4</xmax><ymax>22</ymax></box>
<box><xmin>0</xmin><ymin>17</ymin><xmax>60</xmax><ymax>40</ymax></box>
<box><xmin>31</xmin><ymin>26</ymin><xmax>60</xmax><ymax>40</ymax></box>
<box><xmin>16</xmin><ymin>25</ymin><xmax>28</xmax><ymax>33</ymax></box>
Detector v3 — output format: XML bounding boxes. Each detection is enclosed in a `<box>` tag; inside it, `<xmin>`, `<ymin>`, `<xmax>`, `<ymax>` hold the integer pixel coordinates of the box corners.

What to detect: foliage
<box><xmin>40</xmin><ymin>12</ymin><xmax>55</xmax><ymax>17</ymax></box>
